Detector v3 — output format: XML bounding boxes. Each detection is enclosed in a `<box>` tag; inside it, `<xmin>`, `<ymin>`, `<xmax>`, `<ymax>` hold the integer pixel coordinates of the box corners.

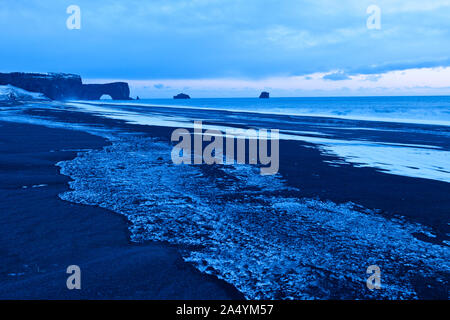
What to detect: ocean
<box><xmin>127</xmin><ymin>96</ymin><xmax>450</xmax><ymax>126</ymax></box>
<box><xmin>1</xmin><ymin>96</ymin><xmax>449</xmax><ymax>299</ymax></box>
<box><xmin>66</xmin><ymin>96</ymin><xmax>450</xmax><ymax>183</ymax></box>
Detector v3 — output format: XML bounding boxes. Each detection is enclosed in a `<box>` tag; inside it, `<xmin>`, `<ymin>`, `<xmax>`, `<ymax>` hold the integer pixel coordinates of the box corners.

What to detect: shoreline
<box><xmin>0</xmin><ymin>120</ymin><xmax>244</xmax><ymax>299</ymax></box>
<box><xmin>44</xmin><ymin>101</ymin><xmax>450</xmax><ymax>244</ymax></box>
<box><xmin>69</xmin><ymin>98</ymin><xmax>450</xmax><ymax>127</ymax></box>
<box><xmin>1</xmin><ymin>101</ymin><xmax>448</xmax><ymax>299</ymax></box>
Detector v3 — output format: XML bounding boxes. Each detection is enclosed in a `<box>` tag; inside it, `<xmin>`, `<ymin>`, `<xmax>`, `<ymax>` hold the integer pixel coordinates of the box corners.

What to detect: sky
<box><xmin>1</xmin><ymin>0</ymin><xmax>450</xmax><ymax>98</ymax></box>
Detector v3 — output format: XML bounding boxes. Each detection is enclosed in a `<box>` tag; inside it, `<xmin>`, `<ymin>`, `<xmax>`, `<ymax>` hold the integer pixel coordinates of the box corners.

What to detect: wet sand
<box><xmin>0</xmin><ymin>121</ymin><xmax>244</xmax><ymax>299</ymax></box>
<box><xmin>0</xmin><ymin>103</ymin><xmax>448</xmax><ymax>299</ymax></box>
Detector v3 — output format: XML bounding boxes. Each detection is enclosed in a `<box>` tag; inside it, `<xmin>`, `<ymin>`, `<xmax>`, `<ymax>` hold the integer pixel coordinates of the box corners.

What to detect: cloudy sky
<box><xmin>1</xmin><ymin>0</ymin><xmax>450</xmax><ymax>97</ymax></box>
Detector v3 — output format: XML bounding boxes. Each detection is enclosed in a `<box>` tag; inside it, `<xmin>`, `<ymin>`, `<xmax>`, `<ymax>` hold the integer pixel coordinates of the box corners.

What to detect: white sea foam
<box><xmin>68</xmin><ymin>100</ymin><xmax>450</xmax><ymax>127</ymax></box>
<box><xmin>2</xmin><ymin>99</ymin><xmax>448</xmax><ymax>298</ymax></box>
<box><xmin>66</xmin><ymin>102</ymin><xmax>450</xmax><ymax>183</ymax></box>
<box><xmin>66</xmin><ymin>102</ymin><xmax>194</xmax><ymax>128</ymax></box>
<box><xmin>320</xmin><ymin>144</ymin><xmax>450</xmax><ymax>183</ymax></box>
<box><xmin>4</xmin><ymin>101</ymin><xmax>449</xmax><ymax>183</ymax></box>
<box><xmin>57</xmin><ymin>137</ymin><xmax>449</xmax><ymax>299</ymax></box>
<box><xmin>0</xmin><ymin>107</ymin><xmax>121</xmax><ymax>140</ymax></box>
<box><xmin>276</xmin><ymin>133</ymin><xmax>450</xmax><ymax>183</ymax></box>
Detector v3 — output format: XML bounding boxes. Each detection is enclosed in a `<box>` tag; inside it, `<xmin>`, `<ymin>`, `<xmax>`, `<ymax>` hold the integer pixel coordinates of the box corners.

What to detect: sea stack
<box><xmin>174</xmin><ymin>93</ymin><xmax>191</xmax><ymax>99</ymax></box>
<box><xmin>259</xmin><ymin>91</ymin><xmax>270</xmax><ymax>99</ymax></box>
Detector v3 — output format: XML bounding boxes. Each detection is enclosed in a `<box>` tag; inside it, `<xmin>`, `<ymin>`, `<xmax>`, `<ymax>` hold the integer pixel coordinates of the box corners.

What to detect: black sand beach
<box><xmin>0</xmin><ymin>120</ymin><xmax>243</xmax><ymax>299</ymax></box>
<box><xmin>30</xmin><ymin>103</ymin><xmax>449</xmax><ymax>245</ymax></box>
<box><xmin>0</xmin><ymin>102</ymin><xmax>448</xmax><ymax>300</ymax></box>
<box><xmin>2</xmin><ymin>0</ymin><xmax>450</xmax><ymax>303</ymax></box>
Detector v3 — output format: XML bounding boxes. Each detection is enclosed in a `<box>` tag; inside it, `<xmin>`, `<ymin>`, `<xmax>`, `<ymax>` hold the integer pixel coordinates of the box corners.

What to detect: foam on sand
<box><xmin>64</xmin><ymin>101</ymin><xmax>450</xmax><ymax>184</ymax></box>
<box><xmin>57</xmin><ymin>137</ymin><xmax>449</xmax><ymax>299</ymax></box>
<box><xmin>68</xmin><ymin>99</ymin><xmax>450</xmax><ymax>127</ymax></box>
<box><xmin>277</xmin><ymin>133</ymin><xmax>450</xmax><ymax>183</ymax></box>
<box><xmin>4</xmin><ymin>101</ymin><xmax>450</xmax><ymax>184</ymax></box>
<box><xmin>1</xmin><ymin>100</ymin><xmax>448</xmax><ymax>299</ymax></box>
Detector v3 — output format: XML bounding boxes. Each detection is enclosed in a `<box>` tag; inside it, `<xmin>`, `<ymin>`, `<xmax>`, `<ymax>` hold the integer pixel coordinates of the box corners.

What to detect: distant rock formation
<box><xmin>173</xmin><ymin>93</ymin><xmax>190</xmax><ymax>99</ymax></box>
<box><xmin>78</xmin><ymin>83</ymin><xmax>130</xmax><ymax>100</ymax></box>
<box><xmin>0</xmin><ymin>72</ymin><xmax>131</xmax><ymax>101</ymax></box>
<box><xmin>259</xmin><ymin>91</ymin><xmax>270</xmax><ymax>99</ymax></box>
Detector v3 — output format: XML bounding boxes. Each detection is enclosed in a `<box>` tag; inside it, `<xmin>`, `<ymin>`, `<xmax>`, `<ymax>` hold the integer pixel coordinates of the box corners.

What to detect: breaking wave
<box><xmin>58</xmin><ymin>137</ymin><xmax>449</xmax><ymax>299</ymax></box>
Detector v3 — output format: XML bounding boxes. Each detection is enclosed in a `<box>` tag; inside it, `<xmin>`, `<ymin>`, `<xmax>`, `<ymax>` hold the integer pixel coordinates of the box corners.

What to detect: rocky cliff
<box><xmin>0</xmin><ymin>72</ymin><xmax>131</xmax><ymax>100</ymax></box>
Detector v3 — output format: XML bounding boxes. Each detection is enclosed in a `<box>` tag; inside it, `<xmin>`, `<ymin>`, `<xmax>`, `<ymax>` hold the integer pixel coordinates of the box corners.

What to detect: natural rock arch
<box><xmin>79</xmin><ymin>83</ymin><xmax>130</xmax><ymax>100</ymax></box>
<box><xmin>100</xmin><ymin>94</ymin><xmax>113</xmax><ymax>100</ymax></box>
<box><xmin>0</xmin><ymin>73</ymin><xmax>131</xmax><ymax>101</ymax></box>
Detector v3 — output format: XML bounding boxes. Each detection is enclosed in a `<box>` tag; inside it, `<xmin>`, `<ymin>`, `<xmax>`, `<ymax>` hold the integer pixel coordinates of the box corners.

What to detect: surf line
<box><xmin>171</xmin><ymin>121</ymin><xmax>279</xmax><ymax>175</ymax></box>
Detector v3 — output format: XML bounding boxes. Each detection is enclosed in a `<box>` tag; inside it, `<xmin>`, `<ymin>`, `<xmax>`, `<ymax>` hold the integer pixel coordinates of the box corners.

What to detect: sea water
<box><xmin>100</xmin><ymin>96</ymin><xmax>450</xmax><ymax>126</ymax></box>
<box><xmin>2</xmin><ymin>97</ymin><xmax>449</xmax><ymax>299</ymax></box>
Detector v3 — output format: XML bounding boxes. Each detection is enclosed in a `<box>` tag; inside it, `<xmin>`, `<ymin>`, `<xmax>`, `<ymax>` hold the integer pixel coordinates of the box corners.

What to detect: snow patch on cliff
<box><xmin>0</xmin><ymin>85</ymin><xmax>49</xmax><ymax>101</ymax></box>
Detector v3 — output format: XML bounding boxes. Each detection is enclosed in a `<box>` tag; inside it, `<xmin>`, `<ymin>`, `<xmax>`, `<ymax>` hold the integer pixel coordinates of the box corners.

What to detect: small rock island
<box><xmin>174</xmin><ymin>93</ymin><xmax>191</xmax><ymax>99</ymax></box>
<box><xmin>259</xmin><ymin>91</ymin><xmax>270</xmax><ymax>99</ymax></box>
